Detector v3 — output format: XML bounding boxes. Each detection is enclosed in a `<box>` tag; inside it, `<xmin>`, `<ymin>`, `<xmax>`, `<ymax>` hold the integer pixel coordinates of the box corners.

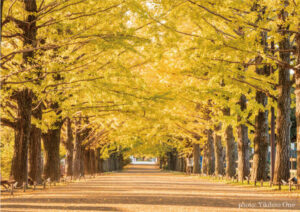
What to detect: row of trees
<box><xmin>1</xmin><ymin>0</ymin><xmax>154</xmax><ymax>185</ymax></box>
<box><xmin>1</xmin><ymin>0</ymin><xmax>300</xmax><ymax>186</ymax></box>
<box><xmin>127</xmin><ymin>0</ymin><xmax>300</xmax><ymax>184</ymax></box>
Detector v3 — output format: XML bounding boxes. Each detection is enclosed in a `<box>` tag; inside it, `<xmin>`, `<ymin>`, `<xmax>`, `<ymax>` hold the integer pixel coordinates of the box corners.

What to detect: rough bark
<box><xmin>295</xmin><ymin>32</ymin><xmax>300</xmax><ymax>183</ymax></box>
<box><xmin>171</xmin><ymin>151</ymin><xmax>177</xmax><ymax>171</ymax></box>
<box><xmin>84</xmin><ymin>149</ymin><xmax>91</xmax><ymax>175</ymax></box>
<box><xmin>73</xmin><ymin>121</ymin><xmax>82</xmax><ymax>178</ymax></box>
<box><xmin>237</xmin><ymin>95</ymin><xmax>250</xmax><ymax>181</ymax></box>
<box><xmin>73</xmin><ymin>118</ymin><xmax>89</xmax><ymax>178</ymax></box>
<box><xmin>182</xmin><ymin>157</ymin><xmax>186</xmax><ymax>172</ymax></box>
<box><xmin>175</xmin><ymin>153</ymin><xmax>180</xmax><ymax>171</ymax></box>
<box><xmin>10</xmin><ymin>0</ymin><xmax>37</xmax><ymax>186</ymax></box>
<box><xmin>102</xmin><ymin>159</ymin><xmax>107</xmax><ymax>172</ymax></box>
<box><xmin>252</xmin><ymin>90</ymin><xmax>269</xmax><ymax>181</ymax></box>
<box><xmin>193</xmin><ymin>143</ymin><xmax>201</xmax><ymax>174</ymax></box>
<box><xmin>90</xmin><ymin>149</ymin><xmax>96</xmax><ymax>175</ymax></box>
<box><xmin>11</xmin><ymin>89</ymin><xmax>33</xmax><ymax>186</ymax></box>
<box><xmin>202</xmin><ymin>130</ymin><xmax>215</xmax><ymax>175</ymax></box>
<box><xmin>167</xmin><ymin>152</ymin><xmax>172</xmax><ymax>170</ymax></box>
<box><xmin>223</xmin><ymin>108</ymin><xmax>236</xmax><ymax>178</ymax></box>
<box><xmin>252</xmin><ymin>35</ymin><xmax>270</xmax><ymax>181</ymax></box>
<box><xmin>273</xmin><ymin>16</ymin><xmax>291</xmax><ymax>183</ymax></box>
<box><xmin>95</xmin><ymin>148</ymin><xmax>100</xmax><ymax>173</ymax></box>
<box><xmin>214</xmin><ymin>125</ymin><xmax>224</xmax><ymax>176</ymax></box>
<box><xmin>64</xmin><ymin>118</ymin><xmax>74</xmax><ymax>177</ymax></box>
<box><xmin>43</xmin><ymin>127</ymin><xmax>62</xmax><ymax>181</ymax></box>
<box><xmin>119</xmin><ymin>154</ymin><xmax>123</xmax><ymax>170</ymax></box>
<box><xmin>80</xmin><ymin>146</ymin><xmax>85</xmax><ymax>176</ymax></box>
<box><xmin>159</xmin><ymin>156</ymin><xmax>164</xmax><ymax>169</ymax></box>
<box><xmin>0</xmin><ymin>0</ymin><xmax>4</xmax><ymax>44</ymax></box>
<box><xmin>99</xmin><ymin>158</ymin><xmax>103</xmax><ymax>173</ymax></box>
<box><xmin>237</xmin><ymin>124</ymin><xmax>250</xmax><ymax>181</ymax></box>
<box><xmin>225</xmin><ymin>124</ymin><xmax>236</xmax><ymax>178</ymax></box>
<box><xmin>28</xmin><ymin>104</ymin><xmax>42</xmax><ymax>184</ymax></box>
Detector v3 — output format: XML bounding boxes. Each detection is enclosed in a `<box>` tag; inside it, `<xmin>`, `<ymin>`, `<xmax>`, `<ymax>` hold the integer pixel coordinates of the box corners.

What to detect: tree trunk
<box><xmin>43</xmin><ymin>127</ymin><xmax>62</xmax><ymax>181</ymax></box>
<box><xmin>95</xmin><ymin>148</ymin><xmax>100</xmax><ymax>173</ymax></box>
<box><xmin>73</xmin><ymin>131</ymin><xmax>81</xmax><ymax>178</ymax></box>
<box><xmin>11</xmin><ymin>89</ymin><xmax>33</xmax><ymax>186</ymax></box>
<box><xmin>295</xmin><ymin>32</ymin><xmax>300</xmax><ymax>183</ymax></box>
<box><xmin>202</xmin><ymin>130</ymin><xmax>214</xmax><ymax>175</ymax></box>
<box><xmin>252</xmin><ymin>92</ymin><xmax>269</xmax><ymax>181</ymax></box>
<box><xmin>102</xmin><ymin>159</ymin><xmax>107</xmax><ymax>172</ymax></box>
<box><xmin>159</xmin><ymin>157</ymin><xmax>163</xmax><ymax>169</ymax></box>
<box><xmin>175</xmin><ymin>153</ymin><xmax>181</xmax><ymax>171</ymax></box>
<box><xmin>214</xmin><ymin>125</ymin><xmax>224</xmax><ymax>176</ymax></box>
<box><xmin>252</xmin><ymin>47</ymin><xmax>270</xmax><ymax>181</ymax></box>
<box><xmin>73</xmin><ymin>118</ymin><xmax>85</xmax><ymax>178</ymax></box>
<box><xmin>167</xmin><ymin>152</ymin><xmax>172</xmax><ymax>170</ymax></box>
<box><xmin>28</xmin><ymin>105</ymin><xmax>42</xmax><ymax>184</ymax></box>
<box><xmin>182</xmin><ymin>157</ymin><xmax>186</xmax><ymax>172</ymax></box>
<box><xmin>0</xmin><ymin>0</ymin><xmax>4</xmax><ymax>44</ymax></box>
<box><xmin>90</xmin><ymin>149</ymin><xmax>96</xmax><ymax>175</ymax></box>
<box><xmin>225</xmin><ymin>124</ymin><xmax>236</xmax><ymax>178</ymax></box>
<box><xmin>237</xmin><ymin>124</ymin><xmax>250</xmax><ymax>181</ymax></box>
<box><xmin>113</xmin><ymin>153</ymin><xmax>118</xmax><ymax>171</ymax></box>
<box><xmin>99</xmin><ymin>158</ymin><xmax>103</xmax><ymax>173</ymax></box>
<box><xmin>79</xmin><ymin>146</ymin><xmax>85</xmax><ymax>176</ymax></box>
<box><xmin>273</xmin><ymin>24</ymin><xmax>291</xmax><ymax>183</ymax></box>
<box><xmin>193</xmin><ymin>143</ymin><xmax>201</xmax><ymax>174</ymax></box>
<box><xmin>180</xmin><ymin>157</ymin><xmax>184</xmax><ymax>172</ymax></box>
<box><xmin>84</xmin><ymin>149</ymin><xmax>91</xmax><ymax>175</ymax></box>
<box><xmin>237</xmin><ymin>95</ymin><xmax>250</xmax><ymax>181</ymax></box>
<box><xmin>10</xmin><ymin>0</ymin><xmax>37</xmax><ymax>186</ymax></box>
<box><xmin>64</xmin><ymin>118</ymin><xmax>74</xmax><ymax>177</ymax></box>
<box><xmin>119</xmin><ymin>153</ymin><xmax>123</xmax><ymax>170</ymax></box>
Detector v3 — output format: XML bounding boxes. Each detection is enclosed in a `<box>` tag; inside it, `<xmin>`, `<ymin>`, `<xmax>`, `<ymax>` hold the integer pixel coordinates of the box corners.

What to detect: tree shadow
<box><xmin>1</xmin><ymin>204</ymin><xmax>120</xmax><ymax>211</ymax></box>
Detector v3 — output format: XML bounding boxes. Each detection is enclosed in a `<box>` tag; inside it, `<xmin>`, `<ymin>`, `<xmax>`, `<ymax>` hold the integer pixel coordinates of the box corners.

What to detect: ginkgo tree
<box><xmin>1</xmin><ymin>0</ymin><xmax>300</xmax><ymax>187</ymax></box>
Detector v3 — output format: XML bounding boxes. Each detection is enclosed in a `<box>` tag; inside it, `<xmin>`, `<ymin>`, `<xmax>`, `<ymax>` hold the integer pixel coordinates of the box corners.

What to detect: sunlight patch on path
<box><xmin>1</xmin><ymin>164</ymin><xmax>299</xmax><ymax>212</ymax></box>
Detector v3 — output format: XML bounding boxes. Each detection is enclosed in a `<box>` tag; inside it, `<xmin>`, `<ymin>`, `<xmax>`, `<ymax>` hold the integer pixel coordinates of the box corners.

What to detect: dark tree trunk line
<box><xmin>99</xmin><ymin>158</ymin><xmax>104</xmax><ymax>173</ymax></box>
<box><xmin>237</xmin><ymin>124</ymin><xmax>249</xmax><ymax>181</ymax></box>
<box><xmin>193</xmin><ymin>143</ymin><xmax>201</xmax><ymax>174</ymax></box>
<box><xmin>202</xmin><ymin>130</ymin><xmax>215</xmax><ymax>175</ymax></box>
<box><xmin>252</xmin><ymin>31</ymin><xmax>270</xmax><ymax>181</ymax></box>
<box><xmin>252</xmin><ymin>90</ymin><xmax>269</xmax><ymax>181</ymax></box>
<box><xmin>83</xmin><ymin>148</ymin><xmax>97</xmax><ymax>175</ymax></box>
<box><xmin>95</xmin><ymin>148</ymin><xmax>100</xmax><ymax>173</ymax></box>
<box><xmin>223</xmin><ymin>108</ymin><xmax>236</xmax><ymax>178</ymax></box>
<box><xmin>91</xmin><ymin>149</ymin><xmax>96</xmax><ymax>174</ymax></box>
<box><xmin>225</xmin><ymin>124</ymin><xmax>236</xmax><ymax>178</ymax></box>
<box><xmin>43</xmin><ymin>126</ymin><xmax>62</xmax><ymax>181</ymax></box>
<box><xmin>214</xmin><ymin>124</ymin><xmax>224</xmax><ymax>176</ymax></box>
<box><xmin>273</xmin><ymin>11</ymin><xmax>292</xmax><ymax>183</ymax></box>
<box><xmin>167</xmin><ymin>152</ymin><xmax>172</xmax><ymax>170</ymax></box>
<box><xmin>237</xmin><ymin>95</ymin><xmax>250</xmax><ymax>181</ymax></box>
<box><xmin>64</xmin><ymin>118</ymin><xmax>74</xmax><ymax>177</ymax></box>
<box><xmin>73</xmin><ymin>119</ymin><xmax>82</xmax><ymax>178</ymax></box>
<box><xmin>0</xmin><ymin>0</ymin><xmax>4</xmax><ymax>44</ymax></box>
<box><xmin>175</xmin><ymin>152</ymin><xmax>180</xmax><ymax>171</ymax></box>
<box><xmin>80</xmin><ymin>146</ymin><xmax>85</xmax><ymax>176</ymax></box>
<box><xmin>96</xmin><ymin>148</ymin><xmax>103</xmax><ymax>173</ymax></box>
<box><xmin>28</xmin><ymin>104</ymin><xmax>42</xmax><ymax>184</ymax></box>
<box><xmin>10</xmin><ymin>0</ymin><xmax>37</xmax><ymax>186</ymax></box>
<box><xmin>72</xmin><ymin>118</ymin><xmax>90</xmax><ymax>178</ymax></box>
<box><xmin>42</xmin><ymin>103</ymin><xmax>63</xmax><ymax>181</ymax></box>
<box><xmin>11</xmin><ymin>89</ymin><xmax>33</xmax><ymax>186</ymax></box>
<box><xmin>84</xmin><ymin>149</ymin><xmax>91</xmax><ymax>175</ymax></box>
<box><xmin>295</xmin><ymin>32</ymin><xmax>300</xmax><ymax>183</ymax></box>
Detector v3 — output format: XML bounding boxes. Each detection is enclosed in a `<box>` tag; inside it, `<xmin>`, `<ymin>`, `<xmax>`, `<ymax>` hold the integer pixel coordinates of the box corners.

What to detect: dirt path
<box><xmin>1</xmin><ymin>164</ymin><xmax>299</xmax><ymax>212</ymax></box>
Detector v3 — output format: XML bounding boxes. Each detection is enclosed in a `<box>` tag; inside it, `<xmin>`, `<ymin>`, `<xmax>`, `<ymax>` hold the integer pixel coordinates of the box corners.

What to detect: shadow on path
<box><xmin>1</xmin><ymin>164</ymin><xmax>299</xmax><ymax>211</ymax></box>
